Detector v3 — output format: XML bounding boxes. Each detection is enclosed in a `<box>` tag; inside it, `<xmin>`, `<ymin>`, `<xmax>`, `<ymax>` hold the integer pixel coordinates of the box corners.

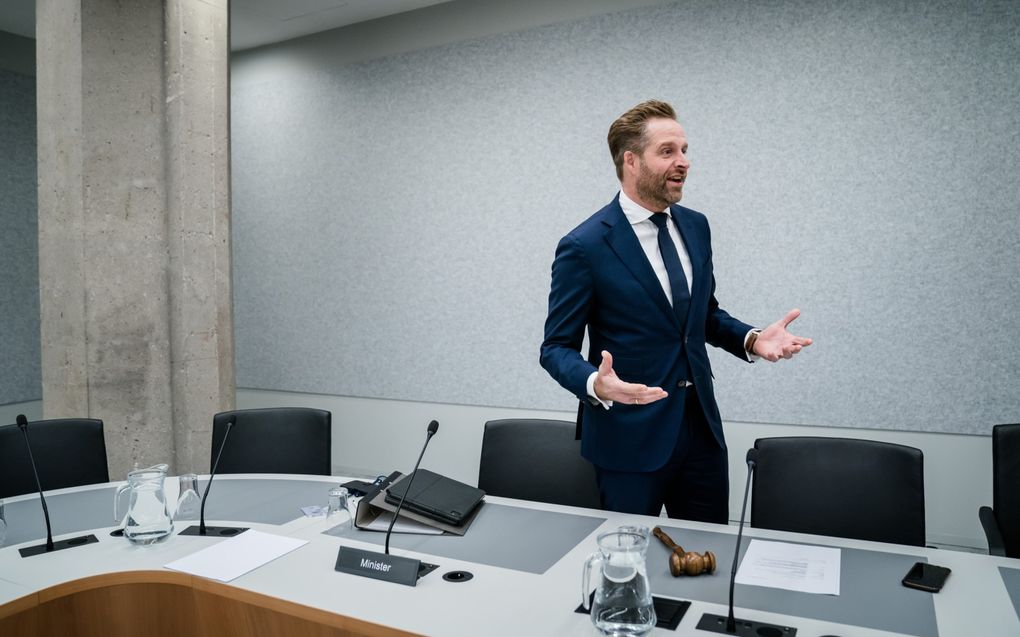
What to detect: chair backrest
<box><xmin>0</xmin><ymin>418</ymin><xmax>110</xmax><ymax>498</ymax></box>
<box><xmin>211</xmin><ymin>408</ymin><xmax>332</xmax><ymax>475</ymax></box>
<box><xmin>992</xmin><ymin>423</ymin><xmax>1020</xmax><ymax>557</ymax></box>
<box><xmin>751</xmin><ymin>436</ymin><xmax>926</xmax><ymax>546</ymax></box>
<box><xmin>478</xmin><ymin>418</ymin><xmax>600</xmax><ymax>509</ymax></box>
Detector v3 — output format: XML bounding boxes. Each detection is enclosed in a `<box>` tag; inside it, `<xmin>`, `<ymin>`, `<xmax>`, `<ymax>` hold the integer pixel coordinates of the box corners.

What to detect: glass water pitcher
<box><xmin>113</xmin><ymin>464</ymin><xmax>174</xmax><ymax>545</ymax></box>
<box><xmin>581</xmin><ymin>525</ymin><xmax>657</xmax><ymax>636</ymax></box>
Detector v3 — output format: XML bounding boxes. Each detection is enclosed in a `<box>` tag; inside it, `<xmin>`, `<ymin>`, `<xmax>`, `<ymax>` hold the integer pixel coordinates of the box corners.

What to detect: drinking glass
<box><xmin>326</xmin><ymin>486</ymin><xmax>351</xmax><ymax>528</ymax></box>
<box><xmin>175</xmin><ymin>473</ymin><xmax>202</xmax><ymax>522</ymax></box>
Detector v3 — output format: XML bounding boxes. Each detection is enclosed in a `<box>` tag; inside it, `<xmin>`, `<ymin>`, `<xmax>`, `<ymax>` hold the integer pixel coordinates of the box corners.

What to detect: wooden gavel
<box><xmin>652</xmin><ymin>526</ymin><xmax>717</xmax><ymax>577</ymax></box>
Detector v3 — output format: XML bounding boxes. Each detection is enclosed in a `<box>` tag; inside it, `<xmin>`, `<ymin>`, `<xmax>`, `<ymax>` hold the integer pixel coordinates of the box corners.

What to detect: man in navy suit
<box><xmin>540</xmin><ymin>100</ymin><xmax>811</xmax><ymax>522</ymax></box>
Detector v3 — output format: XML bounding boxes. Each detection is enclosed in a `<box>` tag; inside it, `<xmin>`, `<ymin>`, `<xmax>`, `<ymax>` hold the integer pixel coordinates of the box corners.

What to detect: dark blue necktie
<box><xmin>649</xmin><ymin>212</ymin><xmax>690</xmax><ymax>322</ymax></box>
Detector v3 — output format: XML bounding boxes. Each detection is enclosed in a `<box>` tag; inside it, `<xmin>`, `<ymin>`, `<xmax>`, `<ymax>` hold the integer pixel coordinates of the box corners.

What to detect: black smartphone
<box><xmin>340</xmin><ymin>480</ymin><xmax>376</xmax><ymax>497</ymax></box>
<box><xmin>902</xmin><ymin>562</ymin><xmax>951</xmax><ymax>592</ymax></box>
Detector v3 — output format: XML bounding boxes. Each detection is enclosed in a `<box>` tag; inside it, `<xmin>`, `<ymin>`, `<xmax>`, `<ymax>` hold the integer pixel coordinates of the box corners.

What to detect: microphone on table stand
<box><xmin>385</xmin><ymin>419</ymin><xmax>439</xmax><ymax>555</ymax></box>
<box><xmin>15</xmin><ymin>414</ymin><xmax>99</xmax><ymax>558</ymax></box>
<box><xmin>179</xmin><ymin>415</ymin><xmax>248</xmax><ymax>537</ymax></box>
<box><xmin>696</xmin><ymin>448</ymin><xmax>797</xmax><ymax>636</ymax></box>
<box><xmin>334</xmin><ymin>419</ymin><xmax>441</xmax><ymax>586</ymax></box>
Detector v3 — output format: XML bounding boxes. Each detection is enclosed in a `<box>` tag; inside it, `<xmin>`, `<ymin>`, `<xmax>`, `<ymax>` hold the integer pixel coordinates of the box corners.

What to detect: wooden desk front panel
<box><xmin>0</xmin><ymin>571</ymin><xmax>421</xmax><ymax>637</ymax></box>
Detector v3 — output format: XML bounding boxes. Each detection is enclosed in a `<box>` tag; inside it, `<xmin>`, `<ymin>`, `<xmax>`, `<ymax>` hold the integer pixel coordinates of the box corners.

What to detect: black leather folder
<box><xmin>384</xmin><ymin>469</ymin><xmax>485</xmax><ymax>526</ymax></box>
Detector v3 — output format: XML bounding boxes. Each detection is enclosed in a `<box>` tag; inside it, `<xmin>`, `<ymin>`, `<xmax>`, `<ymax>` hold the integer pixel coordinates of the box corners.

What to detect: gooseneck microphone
<box><xmin>385</xmin><ymin>419</ymin><xmax>439</xmax><ymax>555</ymax></box>
<box><xmin>18</xmin><ymin>414</ymin><xmax>53</xmax><ymax>552</ymax></box>
<box><xmin>15</xmin><ymin>414</ymin><xmax>99</xmax><ymax>558</ymax></box>
<box><xmin>179</xmin><ymin>415</ymin><xmax>249</xmax><ymax>537</ymax></box>
<box><xmin>200</xmin><ymin>415</ymin><xmax>233</xmax><ymax>534</ymax></box>
<box><xmin>334</xmin><ymin>419</ymin><xmax>441</xmax><ymax>586</ymax></box>
<box><xmin>696</xmin><ymin>448</ymin><xmax>796</xmax><ymax>635</ymax></box>
<box><xmin>726</xmin><ymin>449</ymin><xmax>758</xmax><ymax>632</ymax></box>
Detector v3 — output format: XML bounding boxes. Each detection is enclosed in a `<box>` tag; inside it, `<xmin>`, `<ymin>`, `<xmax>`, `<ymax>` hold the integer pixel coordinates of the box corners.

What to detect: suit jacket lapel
<box><xmin>602</xmin><ymin>199</ymin><xmax>682</xmax><ymax>330</ymax></box>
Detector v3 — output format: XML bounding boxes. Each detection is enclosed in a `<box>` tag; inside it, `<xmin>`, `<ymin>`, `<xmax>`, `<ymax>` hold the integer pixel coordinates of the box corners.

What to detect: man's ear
<box><xmin>622</xmin><ymin>150</ymin><xmax>636</xmax><ymax>174</ymax></box>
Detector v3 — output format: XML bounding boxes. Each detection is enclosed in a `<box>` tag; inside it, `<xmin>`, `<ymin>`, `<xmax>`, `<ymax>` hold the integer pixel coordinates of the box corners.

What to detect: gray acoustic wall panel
<box><xmin>231</xmin><ymin>0</ymin><xmax>1020</xmax><ymax>434</ymax></box>
<box><xmin>0</xmin><ymin>67</ymin><xmax>41</xmax><ymax>406</ymax></box>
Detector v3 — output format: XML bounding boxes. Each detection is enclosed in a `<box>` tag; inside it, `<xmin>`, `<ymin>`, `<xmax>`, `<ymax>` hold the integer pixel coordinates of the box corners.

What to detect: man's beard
<box><xmin>636</xmin><ymin>160</ymin><xmax>683</xmax><ymax>209</ymax></box>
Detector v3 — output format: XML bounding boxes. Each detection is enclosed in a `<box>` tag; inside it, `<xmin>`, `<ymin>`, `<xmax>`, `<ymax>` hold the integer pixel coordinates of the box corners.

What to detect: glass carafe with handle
<box><xmin>113</xmin><ymin>465</ymin><xmax>174</xmax><ymax>544</ymax></box>
<box><xmin>581</xmin><ymin>525</ymin><xmax>656</xmax><ymax>636</ymax></box>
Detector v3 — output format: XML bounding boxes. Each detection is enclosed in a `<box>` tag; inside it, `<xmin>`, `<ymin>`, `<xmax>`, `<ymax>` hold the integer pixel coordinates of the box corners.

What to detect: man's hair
<box><xmin>607</xmin><ymin>99</ymin><xmax>677</xmax><ymax>179</ymax></box>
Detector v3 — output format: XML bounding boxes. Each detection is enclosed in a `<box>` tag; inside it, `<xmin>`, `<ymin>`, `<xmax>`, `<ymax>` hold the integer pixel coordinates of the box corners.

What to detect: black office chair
<box><xmin>478</xmin><ymin>418</ymin><xmax>600</xmax><ymax>509</ymax></box>
<box><xmin>751</xmin><ymin>436</ymin><xmax>926</xmax><ymax>546</ymax></box>
<box><xmin>211</xmin><ymin>408</ymin><xmax>332</xmax><ymax>475</ymax></box>
<box><xmin>0</xmin><ymin>417</ymin><xmax>110</xmax><ymax>498</ymax></box>
<box><xmin>979</xmin><ymin>423</ymin><xmax>1020</xmax><ymax>558</ymax></box>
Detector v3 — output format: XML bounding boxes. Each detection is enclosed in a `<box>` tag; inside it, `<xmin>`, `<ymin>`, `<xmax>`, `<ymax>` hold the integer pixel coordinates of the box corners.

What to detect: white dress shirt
<box><xmin>618</xmin><ymin>189</ymin><xmax>694</xmax><ymax>299</ymax></box>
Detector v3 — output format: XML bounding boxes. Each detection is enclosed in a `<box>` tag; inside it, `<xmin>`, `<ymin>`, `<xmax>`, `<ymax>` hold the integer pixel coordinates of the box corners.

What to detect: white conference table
<box><xmin>1</xmin><ymin>473</ymin><xmax>1018</xmax><ymax>637</ymax></box>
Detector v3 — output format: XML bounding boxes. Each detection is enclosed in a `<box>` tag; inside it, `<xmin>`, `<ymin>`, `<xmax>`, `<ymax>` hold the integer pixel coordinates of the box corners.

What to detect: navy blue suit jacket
<box><xmin>540</xmin><ymin>195</ymin><xmax>752</xmax><ymax>472</ymax></box>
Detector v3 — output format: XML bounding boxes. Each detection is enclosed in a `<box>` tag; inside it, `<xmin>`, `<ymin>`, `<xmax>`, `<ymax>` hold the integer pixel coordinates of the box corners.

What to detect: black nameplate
<box><xmin>335</xmin><ymin>546</ymin><xmax>436</xmax><ymax>587</ymax></box>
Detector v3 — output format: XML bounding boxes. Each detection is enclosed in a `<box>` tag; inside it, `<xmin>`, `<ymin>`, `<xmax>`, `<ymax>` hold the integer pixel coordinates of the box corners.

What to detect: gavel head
<box><xmin>668</xmin><ymin>549</ymin><xmax>717</xmax><ymax>576</ymax></box>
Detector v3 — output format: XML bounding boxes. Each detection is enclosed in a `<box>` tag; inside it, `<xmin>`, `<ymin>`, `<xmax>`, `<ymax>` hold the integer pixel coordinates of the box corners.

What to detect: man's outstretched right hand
<box><xmin>593</xmin><ymin>350</ymin><xmax>669</xmax><ymax>406</ymax></box>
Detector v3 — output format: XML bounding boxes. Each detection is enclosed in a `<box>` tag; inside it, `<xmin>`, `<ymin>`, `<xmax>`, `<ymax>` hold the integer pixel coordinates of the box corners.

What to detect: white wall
<box><xmin>230</xmin><ymin>0</ymin><xmax>1020</xmax><ymax>435</ymax></box>
<box><xmin>237</xmin><ymin>388</ymin><xmax>992</xmax><ymax>551</ymax></box>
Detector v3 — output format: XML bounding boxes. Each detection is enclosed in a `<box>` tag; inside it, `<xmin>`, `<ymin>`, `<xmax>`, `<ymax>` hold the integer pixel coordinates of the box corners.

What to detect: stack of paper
<box><xmin>735</xmin><ymin>539</ymin><xmax>841</xmax><ymax>595</ymax></box>
<box><xmin>165</xmin><ymin>530</ymin><xmax>308</xmax><ymax>582</ymax></box>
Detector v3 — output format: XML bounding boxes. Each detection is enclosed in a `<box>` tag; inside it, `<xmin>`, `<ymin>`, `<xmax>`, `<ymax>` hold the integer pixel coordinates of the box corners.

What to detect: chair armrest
<box><xmin>979</xmin><ymin>506</ymin><xmax>1007</xmax><ymax>557</ymax></box>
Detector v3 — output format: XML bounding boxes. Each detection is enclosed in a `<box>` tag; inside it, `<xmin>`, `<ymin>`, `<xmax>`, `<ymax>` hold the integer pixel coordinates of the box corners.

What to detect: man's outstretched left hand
<box><xmin>753</xmin><ymin>308</ymin><xmax>813</xmax><ymax>362</ymax></box>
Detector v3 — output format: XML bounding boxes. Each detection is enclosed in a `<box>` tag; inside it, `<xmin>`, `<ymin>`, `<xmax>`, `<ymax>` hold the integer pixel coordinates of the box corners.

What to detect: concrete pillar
<box><xmin>36</xmin><ymin>0</ymin><xmax>233</xmax><ymax>478</ymax></box>
<box><xmin>165</xmin><ymin>0</ymin><xmax>234</xmax><ymax>475</ymax></box>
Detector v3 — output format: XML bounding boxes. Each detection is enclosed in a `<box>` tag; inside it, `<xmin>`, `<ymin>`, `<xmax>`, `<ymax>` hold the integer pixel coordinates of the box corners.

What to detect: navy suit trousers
<box><xmin>593</xmin><ymin>389</ymin><xmax>729</xmax><ymax>523</ymax></box>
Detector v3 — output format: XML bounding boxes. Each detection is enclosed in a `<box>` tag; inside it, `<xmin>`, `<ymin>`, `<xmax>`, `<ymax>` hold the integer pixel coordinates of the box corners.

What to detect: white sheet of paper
<box><xmin>734</xmin><ymin>539</ymin><xmax>841</xmax><ymax>595</ymax></box>
<box><xmin>165</xmin><ymin>530</ymin><xmax>308</xmax><ymax>582</ymax></box>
